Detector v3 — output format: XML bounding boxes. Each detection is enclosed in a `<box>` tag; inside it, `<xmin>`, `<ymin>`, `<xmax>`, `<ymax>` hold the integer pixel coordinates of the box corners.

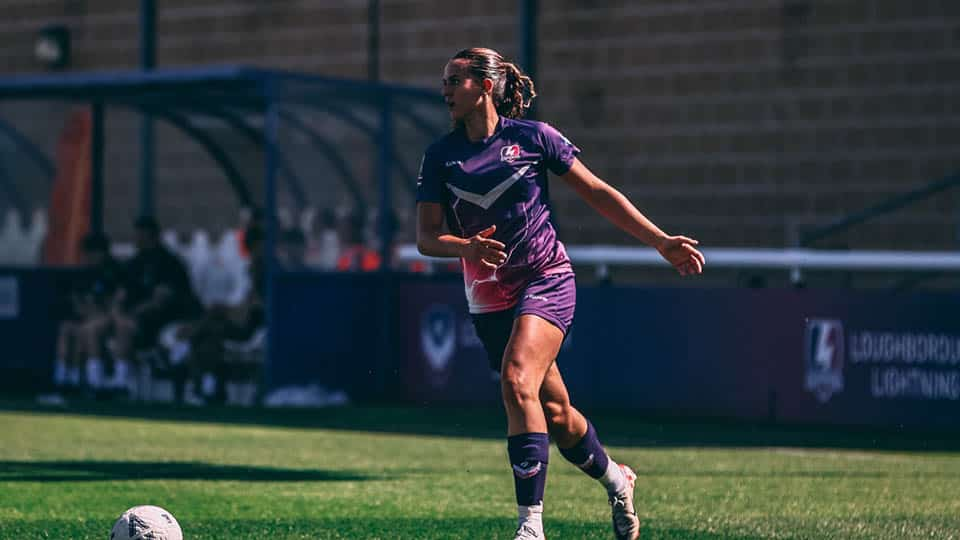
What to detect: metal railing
<box><xmin>396</xmin><ymin>244</ymin><xmax>960</xmax><ymax>281</ymax></box>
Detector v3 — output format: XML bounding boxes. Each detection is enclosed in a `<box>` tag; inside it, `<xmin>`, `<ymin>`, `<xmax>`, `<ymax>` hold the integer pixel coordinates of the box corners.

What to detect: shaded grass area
<box><xmin>3</xmin><ymin>398</ymin><xmax>960</xmax><ymax>452</ymax></box>
<box><xmin>0</xmin><ymin>460</ymin><xmax>373</xmax><ymax>482</ymax></box>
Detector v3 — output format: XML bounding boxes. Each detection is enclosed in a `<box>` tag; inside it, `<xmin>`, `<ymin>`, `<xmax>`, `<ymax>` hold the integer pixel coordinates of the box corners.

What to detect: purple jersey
<box><xmin>417</xmin><ymin>117</ymin><xmax>580</xmax><ymax>314</ymax></box>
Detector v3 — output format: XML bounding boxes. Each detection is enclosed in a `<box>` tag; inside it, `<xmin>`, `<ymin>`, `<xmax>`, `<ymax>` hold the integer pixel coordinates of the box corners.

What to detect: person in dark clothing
<box><xmin>54</xmin><ymin>233</ymin><xmax>124</xmax><ymax>390</ymax></box>
<box><xmin>336</xmin><ymin>210</ymin><xmax>382</xmax><ymax>272</ymax></box>
<box><xmin>82</xmin><ymin>216</ymin><xmax>202</xmax><ymax>391</ymax></box>
<box><xmin>175</xmin><ymin>222</ymin><xmax>266</xmax><ymax>403</ymax></box>
<box><xmin>278</xmin><ymin>226</ymin><xmax>308</xmax><ymax>270</ymax></box>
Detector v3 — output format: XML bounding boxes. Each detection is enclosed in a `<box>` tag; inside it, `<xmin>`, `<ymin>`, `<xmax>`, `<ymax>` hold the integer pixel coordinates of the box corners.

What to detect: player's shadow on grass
<box><xmin>0</xmin><ymin>460</ymin><xmax>375</xmax><ymax>483</ymax></box>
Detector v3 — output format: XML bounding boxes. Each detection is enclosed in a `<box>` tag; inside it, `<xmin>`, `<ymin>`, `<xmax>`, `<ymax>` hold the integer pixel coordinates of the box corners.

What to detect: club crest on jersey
<box><xmin>500</xmin><ymin>144</ymin><xmax>521</xmax><ymax>163</ymax></box>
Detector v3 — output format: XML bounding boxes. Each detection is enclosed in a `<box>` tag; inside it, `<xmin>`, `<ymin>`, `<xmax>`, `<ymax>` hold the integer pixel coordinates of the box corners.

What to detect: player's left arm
<box><xmin>560</xmin><ymin>158</ymin><xmax>705</xmax><ymax>276</ymax></box>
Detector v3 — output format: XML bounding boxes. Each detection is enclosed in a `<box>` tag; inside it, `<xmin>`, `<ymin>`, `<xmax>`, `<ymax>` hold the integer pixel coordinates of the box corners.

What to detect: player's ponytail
<box><xmin>452</xmin><ymin>48</ymin><xmax>537</xmax><ymax>119</ymax></box>
<box><xmin>498</xmin><ymin>61</ymin><xmax>537</xmax><ymax>119</ymax></box>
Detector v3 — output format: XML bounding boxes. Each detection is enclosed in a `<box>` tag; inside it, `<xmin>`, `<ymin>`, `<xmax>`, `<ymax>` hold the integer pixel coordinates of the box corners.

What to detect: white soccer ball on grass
<box><xmin>110</xmin><ymin>505</ymin><xmax>182</xmax><ymax>540</ymax></box>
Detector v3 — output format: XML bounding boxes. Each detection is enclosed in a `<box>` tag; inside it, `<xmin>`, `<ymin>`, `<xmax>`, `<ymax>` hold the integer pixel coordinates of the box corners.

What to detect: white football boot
<box><xmin>608</xmin><ymin>464</ymin><xmax>640</xmax><ymax>540</ymax></box>
<box><xmin>513</xmin><ymin>523</ymin><xmax>543</xmax><ymax>539</ymax></box>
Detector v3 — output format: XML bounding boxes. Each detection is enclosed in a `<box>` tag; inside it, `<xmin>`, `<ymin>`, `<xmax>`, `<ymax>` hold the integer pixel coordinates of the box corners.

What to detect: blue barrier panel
<box><xmin>394</xmin><ymin>278</ymin><xmax>499</xmax><ymax>406</ymax></box>
<box><xmin>6</xmin><ymin>268</ymin><xmax>960</xmax><ymax>429</ymax></box>
<box><xmin>269</xmin><ymin>271</ymin><xmax>384</xmax><ymax>400</ymax></box>
<box><xmin>395</xmin><ymin>280</ymin><xmax>960</xmax><ymax>428</ymax></box>
<box><xmin>559</xmin><ymin>287</ymin><xmax>776</xmax><ymax>419</ymax></box>
<box><xmin>0</xmin><ymin>268</ymin><xmax>78</xmax><ymax>393</ymax></box>
<box><xmin>396</xmin><ymin>283</ymin><xmax>777</xmax><ymax>418</ymax></box>
<box><xmin>766</xmin><ymin>289</ymin><xmax>960</xmax><ymax>428</ymax></box>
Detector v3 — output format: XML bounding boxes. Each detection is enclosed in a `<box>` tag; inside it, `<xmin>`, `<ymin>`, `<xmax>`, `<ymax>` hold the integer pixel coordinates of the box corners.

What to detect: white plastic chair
<box><xmin>162</xmin><ymin>229</ymin><xmax>184</xmax><ymax>257</ymax></box>
<box><xmin>212</xmin><ymin>230</ymin><xmax>249</xmax><ymax>306</ymax></box>
<box><xmin>185</xmin><ymin>229</ymin><xmax>212</xmax><ymax>300</ymax></box>
<box><xmin>24</xmin><ymin>208</ymin><xmax>47</xmax><ymax>265</ymax></box>
<box><xmin>0</xmin><ymin>209</ymin><xmax>24</xmax><ymax>265</ymax></box>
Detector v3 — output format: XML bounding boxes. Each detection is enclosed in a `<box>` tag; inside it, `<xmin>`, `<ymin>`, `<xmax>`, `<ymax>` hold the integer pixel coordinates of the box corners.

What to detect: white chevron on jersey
<box><xmin>446</xmin><ymin>165</ymin><xmax>530</xmax><ymax>209</ymax></box>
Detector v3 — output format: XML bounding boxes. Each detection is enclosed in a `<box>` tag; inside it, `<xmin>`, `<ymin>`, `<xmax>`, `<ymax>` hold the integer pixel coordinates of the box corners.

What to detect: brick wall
<box><xmin>1</xmin><ymin>0</ymin><xmax>958</xmax><ymax>251</ymax></box>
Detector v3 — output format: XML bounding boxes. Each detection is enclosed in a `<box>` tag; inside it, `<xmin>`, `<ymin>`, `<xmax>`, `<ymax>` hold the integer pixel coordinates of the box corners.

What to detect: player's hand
<box><xmin>655</xmin><ymin>235</ymin><xmax>705</xmax><ymax>276</ymax></box>
<box><xmin>461</xmin><ymin>225</ymin><xmax>507</xmax><ymax>270</ymax></box>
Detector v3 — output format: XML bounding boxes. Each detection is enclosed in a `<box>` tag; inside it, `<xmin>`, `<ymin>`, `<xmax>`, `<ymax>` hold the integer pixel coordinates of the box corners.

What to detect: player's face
<box><xmin>442</xmin><ymin>59</ymin><xmax>485</xmax><ymax>122</ymax></box>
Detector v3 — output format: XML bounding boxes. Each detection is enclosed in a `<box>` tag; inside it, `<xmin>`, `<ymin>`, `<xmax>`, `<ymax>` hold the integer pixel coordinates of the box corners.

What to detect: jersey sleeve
<box><xmin>539</xmin><ymin>123</ymin><xmax>581</xmax><ymax>175</ymax></box>
<box><xmin>416</xmin><ymin>145</ymin><xmax>448</xmax><ymax>203</ymax></box>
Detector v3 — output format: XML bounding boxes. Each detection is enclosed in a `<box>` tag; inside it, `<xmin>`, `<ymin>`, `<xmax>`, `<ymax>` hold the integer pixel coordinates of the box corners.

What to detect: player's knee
<box><xmin>500</xmin><ymin>368</ymin><xmax>538</xmax><ymax>409</ymax></box>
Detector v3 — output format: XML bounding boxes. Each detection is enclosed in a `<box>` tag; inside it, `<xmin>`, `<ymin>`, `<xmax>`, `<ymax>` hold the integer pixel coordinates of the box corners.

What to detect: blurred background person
<box><xmin>53</xmin><ymin>232</ymin><xmax>123</xmax><ymax>392</ymax></box>
<box><xmin>277</xmin><ymin>226</ymin><xmax>308</xmax><ymax>270</ymax></box>
<box><xmin>172</xmin><ymin>222</ymin><xmax>266</xmax><ymax>404</ymax></box>
<box><xmin>336</xmin><ymin>209</ymin><xmax>381</xmax><ymax>272</ymax></box>
<box><xmin>305</xmin><ymin>207</ymin><xmax>340</xmax><ymax>270</ymax></box>
<box><xmin>84</xmin><ymin>216</ymin><xmax>202</xmax><ymax>393</ymax></box>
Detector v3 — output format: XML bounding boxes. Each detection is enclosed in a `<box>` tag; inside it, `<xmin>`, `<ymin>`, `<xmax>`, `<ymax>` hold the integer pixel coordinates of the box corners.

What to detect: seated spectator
<box><xmin>234</xmin><ymin>206</ymin><xmax>263</xmax><ymax>262</ymax></box>
<box><xmin>305</xmin><ymin>207</ymin><xmax>340</xmax><ymax>270</ymax></box>
<box><xmin>278</xmin><ymin>227</ymin><xmax>308</xmax><ymax>270</ymax></box>
<box><xmin>80</xmin><ymin>216</ymin><xmax>202</xmax><ymax>392</ymax></box>
<box><xmin>336</xmin><ymin>211</ymin><xmax>381</xmax><ymax>272</ymax></box>
<box><xmin>53</xmin><ymin>232</ymin><xmax>123</xmax><ymax>392</ymax></box>
<box><xmin>173</xmin><ymin>222</ymin><xmax>266</xmax><ymax>404</ymax></box>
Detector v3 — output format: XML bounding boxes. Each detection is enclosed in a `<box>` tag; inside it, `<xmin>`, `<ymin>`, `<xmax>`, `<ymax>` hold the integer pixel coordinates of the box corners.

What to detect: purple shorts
<box><xmin>471</xmin><ymin>272</ymin><xmax>576</xmax><ymax>372</ymax></box>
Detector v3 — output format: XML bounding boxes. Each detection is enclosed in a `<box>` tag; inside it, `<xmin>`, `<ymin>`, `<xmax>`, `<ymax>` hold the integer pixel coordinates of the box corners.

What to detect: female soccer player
<box><xmin>416</xmin><ymin>48</ymin><xmax>705</xmax><ymax>540</ymax></box>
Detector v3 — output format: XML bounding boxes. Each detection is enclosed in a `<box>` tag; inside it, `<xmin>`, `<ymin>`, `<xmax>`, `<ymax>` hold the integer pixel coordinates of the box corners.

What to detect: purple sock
<box><xmin>507</xmin><ymin>433</ymin><xmax>550</xmax><ymax>506</ymax></box>
<box><xmin>558</xmin><ymin>420</ymin><xmax>609</xmax><ymax>479</ymax></box>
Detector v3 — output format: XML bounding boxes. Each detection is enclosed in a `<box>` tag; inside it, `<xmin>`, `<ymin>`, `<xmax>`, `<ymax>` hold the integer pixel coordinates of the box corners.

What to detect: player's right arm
<box><xmin>415</xmin><ymin>145</ymin><xmax>506</xmax><ymax>269</ymax></box>
<box><xmin>416</xmin><ymin>203</ymin><xmax>506</xmax><ymax>270</ymax></box>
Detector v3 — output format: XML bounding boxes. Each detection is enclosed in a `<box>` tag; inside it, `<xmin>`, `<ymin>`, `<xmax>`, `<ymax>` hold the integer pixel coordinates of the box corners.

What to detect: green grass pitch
<box><xmin>1</xmin><ymin>401</ymin><xmax>958</xmax><ymax>539</ymax></box>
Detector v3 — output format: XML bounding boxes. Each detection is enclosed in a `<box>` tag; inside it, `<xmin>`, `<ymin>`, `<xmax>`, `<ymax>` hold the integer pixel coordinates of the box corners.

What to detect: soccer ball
<box><xmin>110</xmin><ymin>505</ymin><xmax>182</xmax><ymax>540</ymax></box>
